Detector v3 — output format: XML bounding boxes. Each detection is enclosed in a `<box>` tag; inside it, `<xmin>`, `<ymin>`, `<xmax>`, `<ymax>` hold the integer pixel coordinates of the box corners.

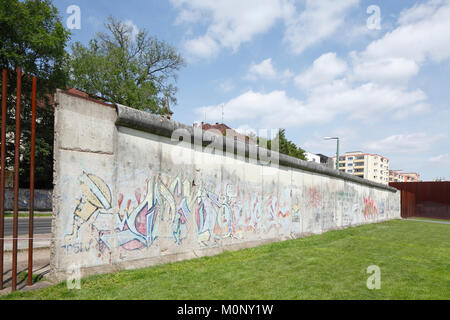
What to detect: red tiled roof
<box><xmin>194</xmin><ymin>122</ymin><xmax>255</xmax><ymax>143</ymax></box>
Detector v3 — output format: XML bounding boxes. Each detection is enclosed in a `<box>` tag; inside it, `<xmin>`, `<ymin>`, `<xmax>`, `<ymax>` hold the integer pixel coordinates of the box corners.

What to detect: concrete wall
<box><xmin>50</xmin><ymin>90</ymin><xmax>401</xmax><ymax>281</ymax></box>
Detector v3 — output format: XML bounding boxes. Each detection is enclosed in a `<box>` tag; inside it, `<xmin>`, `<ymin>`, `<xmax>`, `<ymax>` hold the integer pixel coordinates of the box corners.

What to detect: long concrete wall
<box><xmin>50</xmin><ymin>90</ymin><xmax>401</xmax><ymax>281</ymax></box>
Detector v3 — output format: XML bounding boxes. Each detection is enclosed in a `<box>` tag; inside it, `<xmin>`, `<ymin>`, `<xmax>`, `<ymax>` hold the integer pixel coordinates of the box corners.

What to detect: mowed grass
<box><xmin>2</xmin><ymin>219</ymin><xmax>449</xmax><ymax>300</ymax></box>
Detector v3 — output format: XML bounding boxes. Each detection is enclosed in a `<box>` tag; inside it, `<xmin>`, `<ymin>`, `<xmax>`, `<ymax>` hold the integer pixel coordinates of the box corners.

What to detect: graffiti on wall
<box><xmin>363</xmin><ymin>197</ymin><xmax>378</xmax><ymax>219</ymax></box>
<box><xmin>307</xmin><ymin>187</ymin><xmax>322</xmax><ymax>208</ymax></box>
<box><xmin>63</xmin><ymin>172</ymin><xmax>298</xmax><ymax>254</ymax></box>
<box><xmin>62</xmin><ymin>172</ymin><xmax>389</xmax><ymax>256</ymax></box>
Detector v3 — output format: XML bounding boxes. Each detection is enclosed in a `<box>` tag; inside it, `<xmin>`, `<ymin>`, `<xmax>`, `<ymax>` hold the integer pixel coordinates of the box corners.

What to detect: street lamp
<box><xmin>324</xmin><ymin>137</ymin><xmax>340</xmax><ymax>170</ymax></box>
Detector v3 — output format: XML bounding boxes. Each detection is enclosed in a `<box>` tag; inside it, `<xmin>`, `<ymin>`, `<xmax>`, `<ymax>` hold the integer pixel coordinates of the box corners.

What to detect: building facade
<box><xmin>194</xmin><ymin>122</ymin><xmax>255</xmax><ymax>144</ymax></box>
<box><xmin>332</xmin><ymin>151</ymin><xmax>390</xmax><ymax>185</ymax></box>
<box><xmin>305</xmin><ymin>152</ymin><xmax>321</xmax><ymax>164</ymax></box>
<box><xmin>389</xmin><ymin>170</ymin><xmax>420</xmax><ymax>182</ymax></box>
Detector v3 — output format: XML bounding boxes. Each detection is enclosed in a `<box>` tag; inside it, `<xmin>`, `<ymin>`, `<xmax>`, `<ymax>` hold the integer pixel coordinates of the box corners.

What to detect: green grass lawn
<box><xmin>2</xmin><ymin>219</ymin><xmax>449</xmax><ymax>300</ymax></box>
<box><xmin>3</xmin><ymin>212</ymin><xmax>52</xmax><ymax>218</ymax></box>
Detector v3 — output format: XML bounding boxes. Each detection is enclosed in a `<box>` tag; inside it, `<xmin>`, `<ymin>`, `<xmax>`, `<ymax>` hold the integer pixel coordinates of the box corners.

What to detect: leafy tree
<box><xmin>277</xmin><ymin>129</ymin><xmax>307</xmax><ymax>160</ymax></box>
<box><xmin>258</xmin><ymin>129</ymin><xmax>307</xmax><ymax>161</ymax></box>
<box><xmin>0</xmin><ymin>0</ymin><xmax>70</xmax><ymax>188</ymax></box>
<box><xmin>69</xmin><ymin>17</ymin><xmax>185</xmax><ymax>114</ymax></box>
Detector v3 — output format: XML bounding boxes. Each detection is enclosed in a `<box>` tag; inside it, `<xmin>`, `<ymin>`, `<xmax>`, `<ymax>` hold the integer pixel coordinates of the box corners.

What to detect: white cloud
<box><xmin>217</xmin><ymin>79</ymin><xmax>235</xmax><ymax>93</ymax></box>
<box><xmin>183</xmin><ymin>35</ymin><xmax>220</xmax><ymax>60</ymax></box>
<box><xmin>429</xmin><ymin>153</ymin><xmax>450</xmax><ymax>166</ymax></box>
<box><xmin>352</xmin><ymin>57</ymin><xmax>419</xmax><ymax>86</ymax></box>
<box><xmin>171</xmin><ymin>0</ymin><xmax>293</xmax><ymax>59</ymax></box>
<box><xmin>247</xmin><ymin>58</ymin><xmax>277</xmax><ymax>79</ymax></box>
<box><xmin>295</xmin><ymin>52</ymin><xmax>347</xmax><ymax>89</ymax></box>
<box><xmin>302</xmin><ymin>127</ymin><xmax>357</xmax><ymax>155</ymax></box>
<box><xmin>189</xmin><ymin>0</ymin><xmax>445</xmax><ymax>136</ymax></box>
<box><xmin>172</xmin><ymin>0</ymin><xmax>360</xmax><ymax>59</ymax></box>
<box><xmin>245</xmin><ymin>58</ymin><xmax>293</xmax><ymax>81</ymax></box>
<box><xmin>124</xmin><ymin>20</ymin><xmax>139</xmax><ymax>41</ymax></box>
<box><xmin>360</xmin><ymin>1</ymin><xmax>450</xmax><ymax>64</ymax></box>
<box><xmin>397</xmin><ymin>0</ymin><xmax>446</xmax><ymax>25</ymax></box>
<box><xmin>309</xmin><ymin>80</ymin><xmax>429</xmax><ymax>121</ymax></box>
<box><xmin>339</xmin><ymin>0</ymin><xmax>450</xmax><ymax>90</ymax></box>
<box><xmin>195</xmin><ymin>90</ymin><xmax>325</xmax><ymax>128</ymax></box>
<box><xmin>283</xmin><ymin>0</ymin><xmax>359</xmax><ymax>55</ymax></box>
<box><xmin>366</xmin><ymin>132</ymin><xmax>444</xmax><ymax>154</ymax></box>
<box><xmin>195</xmin><ymin>81</ymin><xmax>428</xmax><ymax>128</ymax></box>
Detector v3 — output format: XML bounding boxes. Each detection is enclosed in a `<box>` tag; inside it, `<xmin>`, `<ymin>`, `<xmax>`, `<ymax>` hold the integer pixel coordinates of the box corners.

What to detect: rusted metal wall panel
<box><xmin>390</xmin><ymin>182</ymin><xmax>450</xmax><ymax>220</ymax></box>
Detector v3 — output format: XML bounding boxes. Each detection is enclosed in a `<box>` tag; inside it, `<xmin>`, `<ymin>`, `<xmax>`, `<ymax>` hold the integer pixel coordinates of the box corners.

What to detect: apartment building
<box><xmin>389</xmin><ymin>170</ymin><xmax>420</xmax><ymax>182</ymax></box>
<box><xmin>332</xmin><ymin>151</ymin><xmax>390</xmax><ymax>185</ymax></box>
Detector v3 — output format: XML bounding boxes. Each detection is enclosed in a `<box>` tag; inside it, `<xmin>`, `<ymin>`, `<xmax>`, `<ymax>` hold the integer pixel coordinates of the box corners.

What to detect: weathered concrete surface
<box><xmin>49</xmin><ymin>90</ymin><xmax>401</xmax><ymax>282</ymax></box>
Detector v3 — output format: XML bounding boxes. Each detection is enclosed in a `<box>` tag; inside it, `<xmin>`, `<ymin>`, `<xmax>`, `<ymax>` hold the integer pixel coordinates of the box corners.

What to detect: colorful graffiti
<box><xmin>307</xmin><ymin>187</ymin><xmax>322</xmax><ymax>208</ymax></box>
<box><xmin>65</xmin><ymin>172</ymin><xmax>112</xmax><ymax>242</ymax></box>
<box><xmin>91</xmin><ymin>176</ymin><xmax>198</xmax><ymax>251</ymax></box>
<box><xmin>64</xmin><ymin>172</ymin><xmax>296</xmax><ymax>253</ymax></box>
<box><xmin>63</xmin><ymin>172</ymin><xmax>390</xmax><ymax>255</ymax></box>
<box><xmin>363</xmin><ymin>197</ymin><xmax>378</xmax><ymax>219</ymax></box>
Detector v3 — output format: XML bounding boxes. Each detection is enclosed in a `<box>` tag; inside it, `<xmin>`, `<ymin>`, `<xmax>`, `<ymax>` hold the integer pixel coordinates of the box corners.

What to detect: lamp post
<box><xmin>324</xmin><ymin>137</ymin><xmax>340</xmax><ymax>170</ymax></box>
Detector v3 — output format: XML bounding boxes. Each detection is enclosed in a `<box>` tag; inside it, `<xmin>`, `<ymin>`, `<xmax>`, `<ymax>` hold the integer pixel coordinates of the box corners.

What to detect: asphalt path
<box><xmin>2</xmin><ymin>217</ymin><xmax>52</xmax><ymax>237</ymax></box>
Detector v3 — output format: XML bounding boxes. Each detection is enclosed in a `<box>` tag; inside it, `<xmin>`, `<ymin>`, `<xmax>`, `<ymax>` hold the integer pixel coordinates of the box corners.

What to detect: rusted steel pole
<box><xmin>12</xmin><ymin>67</ymin><xmax>22</xmax><ymax>292</ymax></box>
<box><xmin>27</xmin><ymin>76</ymin><xmax>36</xmax><ymax>286</ymax></box>
<box><xmin>0</xmin><ymin>69</ymin><xmax>7</xmax><ymax>290</ymax></box>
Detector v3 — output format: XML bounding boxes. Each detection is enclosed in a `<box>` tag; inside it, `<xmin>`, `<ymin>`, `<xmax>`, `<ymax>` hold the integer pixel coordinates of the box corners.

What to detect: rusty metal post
<box><xmin>0</xmin><ymin>69</ymin><xmax>7</xmax><ymax>290</ymax></box>
<box><xmin>27</xmin><ymin>76</ymin><xmax>36</xmax><ymax>286</ymax></box>
<box><xmin>12</xmin><ymin>67</ymin><xmax>22</xmax><ymax>292</ymax></box>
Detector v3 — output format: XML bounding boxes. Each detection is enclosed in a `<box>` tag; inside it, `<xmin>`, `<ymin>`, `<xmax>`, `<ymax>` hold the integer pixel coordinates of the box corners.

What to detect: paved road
<box><xmin>2</xmin><ymin>218</ymin><xmax>52</xmax><ymax>237</ymax></box>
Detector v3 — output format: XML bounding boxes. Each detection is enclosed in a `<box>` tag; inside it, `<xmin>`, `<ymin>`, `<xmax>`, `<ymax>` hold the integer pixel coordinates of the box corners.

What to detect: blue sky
<box><xmin>54</xmin><ymin>0</ymin><xmax>450</xmax><ymax>181</ymax></box>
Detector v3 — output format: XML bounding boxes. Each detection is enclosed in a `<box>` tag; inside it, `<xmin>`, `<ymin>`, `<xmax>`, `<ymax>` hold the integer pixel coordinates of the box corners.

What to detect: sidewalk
<box><xmin>3</xmin><ymin>233</ymin><xmax>51</xmax><ymax>251</ymax></box>
<box><xmin>1</xmin><ymin>235</ymin><xmax>52</xmax><ymax>296</ymax></box>
<box><xmin>405</xmin><ymin>218</ymin><xmax>450</xmax><ymax>225</ymax></box>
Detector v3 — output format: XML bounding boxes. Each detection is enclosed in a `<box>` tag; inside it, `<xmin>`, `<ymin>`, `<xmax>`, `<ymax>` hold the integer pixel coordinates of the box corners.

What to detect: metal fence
<box><xmin>0</xmin><ymin>67</ymin><xmax>38</xmax><ymax>291</ymax></box>
<box><xmin>390</xmin><ymin>182</ymin><xmax>450</xmax><ymax>220</ymax></box>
